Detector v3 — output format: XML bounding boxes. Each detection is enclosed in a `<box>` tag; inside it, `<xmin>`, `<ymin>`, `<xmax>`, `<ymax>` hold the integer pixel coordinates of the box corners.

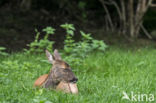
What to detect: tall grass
<box><xmin>0</xmin><ymin>47</ymin><xmax>156</xmax><ymax>103</ymax></box>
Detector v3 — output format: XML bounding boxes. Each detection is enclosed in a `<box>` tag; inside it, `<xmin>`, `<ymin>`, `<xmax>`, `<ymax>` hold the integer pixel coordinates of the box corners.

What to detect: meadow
<box><xmin>0</xmin><ymin>47</ymin><xmax>156</xmax><ymax>103</ymax></box>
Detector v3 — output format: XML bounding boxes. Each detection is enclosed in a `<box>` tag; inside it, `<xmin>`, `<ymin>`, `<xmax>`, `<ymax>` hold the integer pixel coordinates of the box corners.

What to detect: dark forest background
<box><xmin>0</xmin><ymin>0</ymin><xmax>156</xmax><ymax>52</ymax></box>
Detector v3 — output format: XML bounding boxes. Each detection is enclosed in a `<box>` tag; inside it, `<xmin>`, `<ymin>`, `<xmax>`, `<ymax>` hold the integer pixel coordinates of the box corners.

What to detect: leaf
<box><xmin>0</xmin><ymin>46</ymin><xmax>8</xmax><ymax>56</ymax></box>
<box><xmin>67</xmin><ymin>30</ymin><xmax>74</xmax><ymax>36</ymax></box>
<box><xmin>0</xmin><ymin>47</ymin><xmax>6</xmax><ymax>51</ymax></box>
<box><xmin>42</xmin><ymin>27</ymin><xmax>55</xmax><ymax>35</ymax></box>
<box><xmin>80</xmin><ymin>31</ymin><xmax>92</xmax><ymax>40</ymax></box>
<box><xmin>60</xmin><ymin>23</ymin><xmax>75</xmax><ymax>31</ymax></box>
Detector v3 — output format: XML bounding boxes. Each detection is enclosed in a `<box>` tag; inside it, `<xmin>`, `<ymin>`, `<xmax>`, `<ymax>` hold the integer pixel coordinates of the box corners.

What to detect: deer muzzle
<box><xmin>56</xmin><ymin>81</ymin><xmax>78</xmax><ymax>94</ymax></box>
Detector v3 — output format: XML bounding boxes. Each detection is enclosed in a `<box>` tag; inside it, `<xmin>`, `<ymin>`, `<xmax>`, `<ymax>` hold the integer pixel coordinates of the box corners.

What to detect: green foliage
<box><xmin>75</xmin><ymin>31</ymin><xmax>107</xmax><ymax>57</ymax></box>
<box><xmin>60</xmin><ymin>23</ymin><xmax>107</xmax><ymax>65</ymax></box>
<box><xmin>33</xmin><ymin>89</ymin><xmax>52</xmax><ymax>103</ymax></box>
<box><xmin>0</xmin><ymin>47</ymin><xmax>156</xmax><ymax>102</ymax></box>
<box><xmin>60</xmin><ymin>23</ymin><xmax>75</xmax><ymax>36</ymax></box>
<box><xmin>60</xmin><ymin>23</ymin><xmax>76</xmax><ymax>54</ymax></box>
<box><xmin>25</xmin><ymin>27</ymin><xmax>55</xmax><ymax>53</ymax></box>
<box><xmin>33</xmin><ymin>96</ymin><xmax>52</xmax><ymax>103</ymax></box>
<box><xmin>0</xmin><ymin>46</ymin><xmax>8</xmax><ymax>56</ymax></box>
<box><xmin>42</xmin><ymin>27</ymin><xmax>55</xmax><ymax>39</ymax></box>
<box><xmin>24</xmin><ymin>23</ymin><xmax>107</xmax><ymax>65</ymax></box>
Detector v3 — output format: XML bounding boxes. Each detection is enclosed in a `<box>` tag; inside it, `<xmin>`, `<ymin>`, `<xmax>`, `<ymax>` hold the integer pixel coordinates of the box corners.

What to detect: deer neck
<box><xmin>42</xmin><ymin>68</ymin><xmax>59</xmax><ymax>89</ymax></box>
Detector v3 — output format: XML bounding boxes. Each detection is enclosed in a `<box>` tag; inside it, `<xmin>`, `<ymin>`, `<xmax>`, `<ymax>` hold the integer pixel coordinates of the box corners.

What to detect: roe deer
<box><xmin>34</xmin><ymin>49</ymin><xmax>78</xmax><ymax>94</ymax></box>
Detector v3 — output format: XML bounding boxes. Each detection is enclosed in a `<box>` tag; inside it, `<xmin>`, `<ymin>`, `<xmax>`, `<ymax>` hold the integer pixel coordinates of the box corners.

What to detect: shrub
<box><xmin>0</xmin><ymin>46</ymin><xmax>8</xmax><ymax>56</ymax></box>
<box><xmin>60</xmin><ymin>23</ymin><xmax>76</xmax><ymax>54</ymax></box>
<box><xmin>24</xmin><ymin>23</ymin><xmax>107</xmax><ymax>65</ymax></box>
<box><xmin>24</xmin><ymin>27</ymin><xmax>55</xmax><ymax>53</ymax></box>
<box><xmin>61</xmin><ymin>23</ymin><xmax>107</xmax><ymax>65</ymax></box>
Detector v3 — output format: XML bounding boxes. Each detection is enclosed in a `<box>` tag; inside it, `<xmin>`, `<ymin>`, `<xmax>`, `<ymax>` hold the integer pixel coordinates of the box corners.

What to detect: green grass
<box><xmin>0</xmin><ymin>47</ymin><xmax>156</xmax><ymax>103</ymax></box>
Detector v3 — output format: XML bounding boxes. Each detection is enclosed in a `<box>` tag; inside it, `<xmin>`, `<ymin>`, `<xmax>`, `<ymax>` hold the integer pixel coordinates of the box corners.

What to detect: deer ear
<box><xmin>54</xmin><ymin>49</ymin><xmax>62</xmax><ymax>60</ymax></box>
<box><xmin>45</xmin><ymin>50</ymin><xmax>54</xmax><ymax>63</ymax></box>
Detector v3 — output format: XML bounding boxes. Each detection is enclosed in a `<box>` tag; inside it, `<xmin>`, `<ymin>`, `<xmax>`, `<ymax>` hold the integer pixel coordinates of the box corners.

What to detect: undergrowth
<box><xmin>24</xmin><ymin>23</ymin><xmax>107</xmax><ymax>65</ymax></box>
<box><xmin>0</xmin><ymin>47</ymin><xmax>156</xmax><ymax>103</ymax></box>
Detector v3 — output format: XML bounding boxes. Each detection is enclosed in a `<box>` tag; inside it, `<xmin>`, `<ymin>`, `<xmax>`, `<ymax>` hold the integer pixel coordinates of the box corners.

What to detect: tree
<box><xmin>99</xmin><ymin>0</ymin><xmax>154</xmax><ymax>39</ymax></box>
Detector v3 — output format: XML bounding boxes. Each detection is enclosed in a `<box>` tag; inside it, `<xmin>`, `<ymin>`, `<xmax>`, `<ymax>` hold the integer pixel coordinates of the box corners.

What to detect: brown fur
<box><xmin>53</xmin><ymin>60</ymin><xmax>70</xmax><ymax>69</ymax></box>
<box><xmin>34</xmin><ymin>50</ymin><xmax>78</xmax><ymax>93</ymax></box>
<box><xmin>34</xmin><ymin>74</ymin><xmax>48</xmax><ymax>87</ymax></box>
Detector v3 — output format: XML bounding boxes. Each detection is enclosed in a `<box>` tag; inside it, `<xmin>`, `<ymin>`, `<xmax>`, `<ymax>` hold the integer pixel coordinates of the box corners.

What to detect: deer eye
<box><xmin>64</xmin><ymin>62</ymin><xmax>70</xmax><ymax>68</ymax></box>
<box><xmin>63</xmin><ymin>69</ymin><xmax>71</xmax><ymax>72</ymax></box>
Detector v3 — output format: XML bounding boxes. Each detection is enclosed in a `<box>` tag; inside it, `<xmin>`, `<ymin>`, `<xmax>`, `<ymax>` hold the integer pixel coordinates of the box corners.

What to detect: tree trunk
<box><xmin>99</xmin><ymin>0</ymin><xmax>153</xmax><ymax>39</ymax></box>
<box><xmin>120</xmin><ymin>0</ymin><xmax>126</xmax><ymax>35</ymax></box>
<box><xmin>128</xmin><ymin>0</ymin><xmax>134</xmax><ymax>38</ymax></box>
<box><xmin>99</xmin><ymin>0</ymin><xmax>114</xmax><ymax>30</ymax></box>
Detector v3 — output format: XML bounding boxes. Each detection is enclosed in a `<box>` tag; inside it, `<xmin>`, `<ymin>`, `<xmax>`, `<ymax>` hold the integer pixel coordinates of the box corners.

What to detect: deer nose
<box><xmin>70</xmin><ymin>78</ymin><xmax>78</xmax><ymax>83</ymax></box>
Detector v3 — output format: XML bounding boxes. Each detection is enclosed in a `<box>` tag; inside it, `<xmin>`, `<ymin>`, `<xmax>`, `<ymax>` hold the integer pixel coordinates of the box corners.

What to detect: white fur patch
<box><xmin>69</xmin><ymin>83</ymin><xmax>78</xmax><ymax>94</ymax></box>
<box><xmin>49</xmin><ymin>55</ymin><xmax>53</xmax><ymax>61</ymax></box>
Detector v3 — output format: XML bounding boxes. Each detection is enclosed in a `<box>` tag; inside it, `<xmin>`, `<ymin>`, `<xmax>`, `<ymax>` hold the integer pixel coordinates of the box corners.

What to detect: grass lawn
<box><xmin>0</xmin><ymin>47</ymin><xmax>156</xmax><ymax>103</ymax></box>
